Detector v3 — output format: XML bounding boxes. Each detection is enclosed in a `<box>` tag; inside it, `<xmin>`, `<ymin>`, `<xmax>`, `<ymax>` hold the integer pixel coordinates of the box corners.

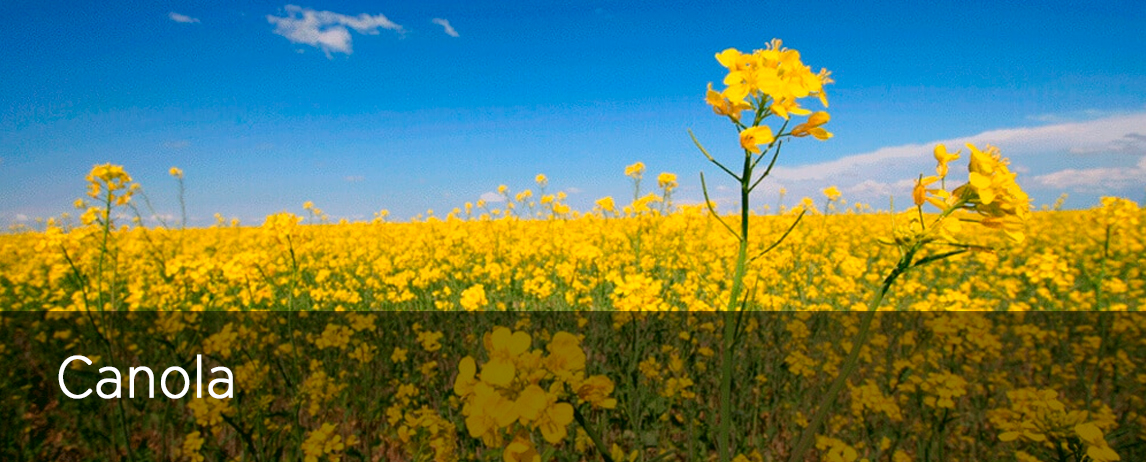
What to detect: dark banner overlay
<box><xmin>1</xmin><ymin>312</ymin><xmax>1143</xmax><ymax>462</ymax></box>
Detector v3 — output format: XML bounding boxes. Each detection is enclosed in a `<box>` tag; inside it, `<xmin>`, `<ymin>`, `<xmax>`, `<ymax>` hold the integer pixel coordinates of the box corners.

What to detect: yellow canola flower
<box><xmin>739</xmin><ymin>126</ymin><xmax>775</xmax><ymax>154</ymax></box>
<box><xmin>85</xmin><ymin>163</ymin><xmax>137</xmax><ymax>206</ymax></box>
<box><xmin>706</xmin><ymin>83</ymin><xmax>753</xmax><ymax>121</ymax></box>
<box><xmin>769</xmin><ymin>96</ymin><xmax>812</xmax><ymax>120</ymax></box>
<box><xmin>933</xmin><ymin>144</ymin><xmax>960</xmax><ymax>178</ymax></box>
<box><xmin>577</xmin><ymin>375</ymin><xmax>618</xmax><ymax>409</ymax></box>
<box><xmin>504</xmin><ymin>435</ymin><xmax>540</xmax><ymax>462</ymax></box>
<box><xmin>791</xmin><ymin>111</ymin><xmax>832</xmax><ymax>140</ymax></box>
<box><xmin>454</xmin><ymin>326</ymin><xmax>615</xmax><ymax>456</ymax></box>
<box><xmin>1075</xmin><ymin>423</ymin><xmax>1121</xmax><ymax>462</ymax></box>
<box><xmin>181</xmin><ymin>431</ymin><xmax>205</xmax><ymax>462</ymax></box>
<box><xmin>595</xmin><ymin>196</ymin><xmax>616</xmax><ymax>213</ymax></box>
<box><xmin>822</xmin><ymin>186</ymin><xmax>842</xmax><ymax>202</ymax></box>
<box><xmin>535</xmin><ymin>399</ymin><xmax>575</xmax><ymax>444</ymax></box>
<box><xmin>624</xmin><ymin>162</ymin><xmax>645</xmax><ymax>179</ymax></box>
<box><xmin>957</xmin><ymin>143</ymin><xmax>1032</xmax><ymax>242</ymax></box>
<box><xmin>709</xmin><ymin>40</ymin><xmax>831</xmax><ymax>113</ymax></box>
<box><xmin>912</xmin><ymin>176</ymin><xmax>940</xmax><ymax>207</ymax></box>
<box><xmin>544</xmin><ymin>331</ymin><xmax>586</xmax><ymax>383</ymax></box>
<box><xmin>464</xmin><ymin>381</ymin><xmax>517</xmax><ymax>443</ymax></box>
<box><xmin>460</xmin><ymin>284</ymin><xmax>489</xmax><ymax>311</ymax></box>
<box><xmin>481</xmin><ymin>327</ymin><xmax>532</xmax><ymax>386</ymax></box>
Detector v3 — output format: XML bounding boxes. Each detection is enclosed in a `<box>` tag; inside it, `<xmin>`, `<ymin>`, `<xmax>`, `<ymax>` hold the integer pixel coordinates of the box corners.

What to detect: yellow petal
<box><xmin>481</xmin><ymin>358</ymin><xmax>515</xmax><ymax>386</ymax></box>
<box><xmin>454</xmin><ymin>356</ymin><xmax>476</xmax><ymax>396</ymax></box>
<box><xmin>808</xmin><ymin>127</ymin><xmax>833</xmax><ymax>140</ymax></box>
<box><xmin>1088</xmin><ymin>445</ymin><xmax>1121</xmax><ymax>462</ymax></box>
<box><xmin>739</xmin><ymin>126</ymin><xmax>775</xmax><ymax>153</ymax></box>
<box><xmin>490</xmin><ymin>327</ymin><xmax>512</xmax><ymax>351</ymax></box>
<box><xmin>968</xmin><ymin>172</ymin><xmax>991</xmax><ymax>189</ymax></box>
<box><xmin>508</xmin><ymin>330</ymin><xmax>532</xmax><ymax>356</ymax></box>
<box><xmin>550</xmin><ymin>402</ymin><xmax>574</xmax><ymax>426</ymax></box>
<box><xmin>715</xmin><ymin>48</ymin><xmax>742</xmax><ymax>69</ymax></box>
<box><xmin>514</xmin><ymin>385</ymin><xmax>548</xmax><ymax>422</ymax></box>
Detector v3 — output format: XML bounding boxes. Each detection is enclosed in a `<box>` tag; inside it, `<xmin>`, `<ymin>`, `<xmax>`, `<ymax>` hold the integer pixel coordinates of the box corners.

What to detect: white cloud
<box><xmin>149</xmin><ymin>213</ymin><xmax>176</xmax><ymax>224</ymax></box>
<box><xmin>764</xmin><ymin>112</ymin><xmax>1146</xmax><ymax>206</ymax></box>
<box><xmin>15</xmin><ymin>214</ymin><xmax>28</xmax><ymax>222</ymax></box>
<box><xmin>267</xmin><ymin>5</ymin><xmax>404</xmax><ymax>57</ymax></box>
<box><xmin>169</xmin><ymin>12</ymin><xmax>200</xmax><ymax>24</ymax></box>
<box><xmin>844</xmin><ymin>179</ymin><xmax>914</xmax><ymax>198</ymax></box>
<box><xmin>776</xmin><ymin>113</ymin><xmax>1146</xmax><ymax>183</ymax></box>
<box><xmin>479</xmin><ymin>192</ymin><xmax>506</xmax><ymax>203</ymax></box>
<box><xmin>431</xmin><ymin>18</ymin><xmax>459</xmax><ymax>37</ymax></box>
<box><xmin>345</xmin><ymin>175</ymin><xmax>365</xmax><ymax>183</ymax></box>
<box><xmin>1033</xmin><ymin>155</ymin><xmax>1146</xmax><ymax>191</ymax></box>
<box><xmin>1068</xmin><ymin>132</ymin><xmax>1146</xmax><ymax>155</ymax></box>
<box><xmin>163</xmin><ymin>140</ymin><xmax>190</xmax><ymax>149</ymax></box>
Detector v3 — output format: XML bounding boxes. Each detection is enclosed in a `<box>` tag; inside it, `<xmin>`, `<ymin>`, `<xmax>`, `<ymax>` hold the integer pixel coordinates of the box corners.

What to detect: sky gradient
<box><xmin>3</xmin><ymin>0</ymin><xmax>1145</xmax><ymax>226</ymax></box>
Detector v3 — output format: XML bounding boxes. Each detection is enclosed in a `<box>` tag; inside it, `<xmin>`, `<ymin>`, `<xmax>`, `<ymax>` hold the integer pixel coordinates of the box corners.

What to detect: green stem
<box><xmin>786</xmin><ymin>252</ymin><xmax>912</xmax><ymax>462</ymax></box>
<box><xmin>719</xmin><ymin>149</ymin><xmax>753</xmax><ymax>462</ymax></box>
<box><xmin>573</xmin><ymin>406</ymin><xmax>615</xmax><ymax>462</ymax></box>
<box><xmin>97</xmin><ymin>191</ymin><xmax>113</xmax><ymax>311</ymax></box>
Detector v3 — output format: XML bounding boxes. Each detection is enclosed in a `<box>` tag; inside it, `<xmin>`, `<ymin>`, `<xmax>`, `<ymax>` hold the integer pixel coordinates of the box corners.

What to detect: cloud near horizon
<box><xmin>479</xmin><ymin>192</ymin><xmax>506</xmax><ymax>203</ymax></box>
<box><xmin>1032</xmin><ymin>155</ymin><xmax>1146</xmax><ymax>191</ymax></box>
<box><xmin>267</xmin><ymin>5</ymin><xmax>404</xmax><ymax>56</ymax></box>
<box><xmin>737</xmin><ymin>112</ymin><xmax>1146</xmax><ymax>208</ymax></box>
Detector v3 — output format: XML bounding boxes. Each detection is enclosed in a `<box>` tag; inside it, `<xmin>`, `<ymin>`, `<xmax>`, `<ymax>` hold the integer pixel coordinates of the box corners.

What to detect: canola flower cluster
<box><xmin>453</xmin><ymin>327</ymin><xmax>615</xmax><ymax>460</ymax></box>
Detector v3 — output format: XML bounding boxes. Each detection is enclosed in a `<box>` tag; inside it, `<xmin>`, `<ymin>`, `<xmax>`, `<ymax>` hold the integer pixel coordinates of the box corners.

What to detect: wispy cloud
<box><xmin>162</xmin><ymin>140</ymin><xmax>190</xmax><ymax>149</ymax></box>
<box><xmin>267</xmin><ymin>5</ymin><xmax>404</xmax><ymax>57</ymax></box>
<box><xmin>168</xmin><ymin>12</ymin><xmax>200</xmax><ymax>24</ymax></box>
<box><xmin>1068</xmin><ymin>132</ymin><xmax>1146</xmax><ymax>155</ymax></box>
<box><xmin>431</xmin><ymin>18</ymin><xmax>459</xmax><ymax>37</ymax></box>
<box><xmin>345</xmin><ymin>175</ymin><xmax>365</xmax><ymax>183</ymax></box>
<box><xmin>479</xmin><ymin>192</ymin><xmax>506</xmax><ymax>203</ymax></box>
<box><xmin>1025</xmin><ymin>108</ymin><xmax>1133</xmax><ymax>124</ymax></box>
<box><xmin>1033</xmin><ymin>156</ymin><xmax>1146</xmax><ymax>191</ymax></box>
<box><xmin>760</xmin><ymin>112</ymin><xmax>1146</xmax><ymax>205</ymax></box>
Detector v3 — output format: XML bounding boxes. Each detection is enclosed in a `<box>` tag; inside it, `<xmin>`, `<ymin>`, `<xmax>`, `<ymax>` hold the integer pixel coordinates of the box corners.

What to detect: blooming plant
<box><xmin>690</xmin><ymin>40</ymin><xmax>833</xmax><ymax>462</ymax></box>
<box><xmin>454</xmin><ymin>327</ymin><xmax>616</xmax><ymax>461</ymax></box>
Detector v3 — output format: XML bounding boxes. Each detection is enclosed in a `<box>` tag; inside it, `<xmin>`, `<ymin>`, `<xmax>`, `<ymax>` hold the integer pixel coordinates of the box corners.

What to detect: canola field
<box><xmin>0</xmin><ymin>190</ymin><xmax>1142</xmax><ymax>313</ymax></box>
<box><xmin>1</xmin><ymin>168</ymin><xmax>1143</xmax><ymax>462</ymax></box>
<box><xmin>2</xmin><ymin>40</ymin><xmax>1145</xmax><ymax>462</ymax></box>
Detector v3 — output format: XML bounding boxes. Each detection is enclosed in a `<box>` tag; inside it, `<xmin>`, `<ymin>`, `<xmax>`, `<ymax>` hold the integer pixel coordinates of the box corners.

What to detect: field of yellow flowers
<box><xmin>1</xmin><ymin>166</ymin><xmax>1143</xmax><ymax>462</ymax></box>
<box><xmin>2</xmin><ymin>40</ymin><xmax>1144</xmax><ymax>462</ymax></box>
<box><xmin>0</xmin><ymin>190</ymin><xmax>1142</xmax><ymax>313</ymax></box>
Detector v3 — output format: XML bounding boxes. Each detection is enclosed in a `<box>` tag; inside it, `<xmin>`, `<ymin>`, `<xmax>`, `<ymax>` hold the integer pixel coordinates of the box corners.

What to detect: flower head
<box><xmin>624</xmin><ymin>162</ymin><xmax>645</xmax><ymax>180</ymax></box>
<box><xmin>822</xmin><ymin>185</ymin><xmax>841</xmax><ymax>202</ymax></box>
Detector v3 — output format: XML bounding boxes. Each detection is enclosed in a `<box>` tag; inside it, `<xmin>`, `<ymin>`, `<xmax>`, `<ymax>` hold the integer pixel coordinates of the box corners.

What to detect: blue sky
<box><xmin>2</xmin><ymin>0</ymin><xmax>1145</xmax><ymax>225</ymax></box>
